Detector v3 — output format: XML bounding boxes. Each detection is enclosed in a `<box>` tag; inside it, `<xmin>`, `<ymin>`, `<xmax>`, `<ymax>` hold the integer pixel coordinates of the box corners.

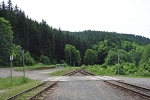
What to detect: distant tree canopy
<box><xmin>139</xmin><ymin>45</ymin><xmax>150</xmax><ymax>74</ymax></box>
<box><xmin>1</xmin><ymin>0</ymin><xmax>150</xmax><ymax>68</ymax></box>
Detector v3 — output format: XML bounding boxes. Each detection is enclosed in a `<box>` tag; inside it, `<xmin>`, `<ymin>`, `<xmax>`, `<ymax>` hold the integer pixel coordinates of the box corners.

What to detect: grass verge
<box><xmin>0</xmin><ymin>77</ymin><xmax>41</xmax><ymax>100</ymax></box>
<box><xmin>14</xmin><ymin>63</ymin><xmax>64</xmax><ymax>71</ymax></box>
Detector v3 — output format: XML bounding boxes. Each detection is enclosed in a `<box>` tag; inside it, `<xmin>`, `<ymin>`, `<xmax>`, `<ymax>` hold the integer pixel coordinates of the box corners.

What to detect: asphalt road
<box><xmin>0</xmin><ymin>67</ymin><xmax>63</xmax><ymax>81</ymax></box>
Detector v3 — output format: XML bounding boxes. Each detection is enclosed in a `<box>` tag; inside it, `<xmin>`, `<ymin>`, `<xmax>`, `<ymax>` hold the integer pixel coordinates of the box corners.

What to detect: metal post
<box><xmin>10</xmin><ymin>55</ymin><xmax>13</xmax><ymax>85</ymax></box>
<box><xmin>22</xmin><ymin>49</ymin><xmax>25</xmax><ymax>77</ymax></box>
<box><xmin>70</xmin><ymin>50</ymin><xmax>71</xmax><ymax>70</ymax></box>
<box><xmin>118</xmin><ymin>54</ymin><xmax>120</xmax><ymax>75</ymax></box>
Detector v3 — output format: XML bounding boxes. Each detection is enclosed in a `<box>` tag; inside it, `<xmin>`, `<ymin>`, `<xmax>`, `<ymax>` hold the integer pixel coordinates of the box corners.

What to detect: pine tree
<box><xmin>14</xmin><ymin>4</ymin><xmax>19</xmax><ymax>14</ymax></box>
<box><xmin>2</xmin><ymin>1</ymin><xmax>6</xmax><ymax>10</ymax></box>
<box><xmin>7</xmin><ymin>0</ymin><xmax>12</xmax><ymax>11</ymax></box>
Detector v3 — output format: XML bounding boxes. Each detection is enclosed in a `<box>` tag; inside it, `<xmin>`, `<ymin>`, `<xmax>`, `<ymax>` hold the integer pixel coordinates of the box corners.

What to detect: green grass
<box><xmin>0</xmin><ymin>76</ymin><xmax>41</xmax><ymax>100</ymax></box>
<box><xmin>0</xmin><ymin>76</ymin><xmax>31</xmax><ymax>90</ymax></box>
<box><xmin>50</xmin><ymin>66</ymin><xmax>81</xmax><ymax>76</ymax></box>
<box><xmin>85</xmin><ymin>65</ymin><xmax>116</xmax><ymax>76</ymax></box>
<box><xmin>85</xmin><ymin>65</ymin><xmax>150</xmax><ymax>78</ymax></box>
<box><xmin>14</xmin><ymin>63</ymin><xmax>62</xmax><ymax>71</ymax></box>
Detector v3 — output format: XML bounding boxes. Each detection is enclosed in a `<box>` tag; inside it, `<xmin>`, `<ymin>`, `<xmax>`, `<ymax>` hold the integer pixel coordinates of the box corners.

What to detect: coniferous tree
<box><xmin>2</xmin><ymin>1</ymin><xmax>6</xmax><ymax>10</ymax></box>
<box><xmin>7</xmin><ymin>0</ymin><xmax>12</xmax><ymax>11</ymax></box>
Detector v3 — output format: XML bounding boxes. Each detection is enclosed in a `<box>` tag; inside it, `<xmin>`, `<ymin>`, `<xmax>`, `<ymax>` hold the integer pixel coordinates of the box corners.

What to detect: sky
<box><xmin>1</xmin><ymin>0</ymin><xmax>150</xmax><ymax>38</ymax></box>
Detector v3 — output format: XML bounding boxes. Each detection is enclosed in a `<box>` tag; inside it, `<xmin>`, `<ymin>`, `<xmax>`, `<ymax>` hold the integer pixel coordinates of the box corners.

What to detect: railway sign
<box><xmin>10</xmin><ymin>55</ymin><xmax>13</xmax><ymax>85</ymax></box>
<box><xmin>10</xmin><ymin>55</ymin><xmax>13</xmax><ymax>60</ymax></box>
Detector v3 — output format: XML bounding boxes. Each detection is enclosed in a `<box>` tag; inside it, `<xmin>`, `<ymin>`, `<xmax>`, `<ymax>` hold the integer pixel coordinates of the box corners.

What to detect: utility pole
<box><xmin>118</xmin><ymin>54</ymin><xmax>120</xmax><ymax>75</ymax></box>
<box><xmin>70</xmin><ymin>50</ymin><xmax>71</xmax><ymax>70</ymax></box>
<box><xmin>22</xmin><ymin>49</ymin><xmax>25</xmax><ymax>77</ymax></box>
<box><xmin>10</xmin><ymin>55</ymin><xmax>13</xmax><ymax>85</ymax></box>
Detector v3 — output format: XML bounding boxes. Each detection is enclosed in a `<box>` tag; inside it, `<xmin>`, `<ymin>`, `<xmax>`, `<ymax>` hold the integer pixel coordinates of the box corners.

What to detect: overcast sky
<box><xmin>1</xmin><ymin>0</ymin><xmax>150</xmax><ymax>38</ymax></box>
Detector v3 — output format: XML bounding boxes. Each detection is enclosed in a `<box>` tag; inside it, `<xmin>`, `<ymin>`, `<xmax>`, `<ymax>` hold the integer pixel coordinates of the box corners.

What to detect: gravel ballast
<box><xmin>45</xmin><ymin>80</ymin><xmax>145</xmax><ymax>100</ymax></box>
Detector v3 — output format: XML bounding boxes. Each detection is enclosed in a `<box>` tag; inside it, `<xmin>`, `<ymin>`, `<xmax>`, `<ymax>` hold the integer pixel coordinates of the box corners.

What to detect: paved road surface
<box><xmin>0</xmin><ymin>68</ymin><xmax>63</xmax><ymax>81</ymax></box>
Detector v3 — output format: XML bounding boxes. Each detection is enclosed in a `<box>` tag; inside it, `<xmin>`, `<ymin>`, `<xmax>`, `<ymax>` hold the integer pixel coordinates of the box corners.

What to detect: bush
<box><xmin>101</xmin><ymin>64</ymin><xmax>107</xmax><ymax>68</ymax></box>
<box><xmin>24</xmin><ymin>51</ymin><xmax>35</xmax><ymax>66</ymax></box>
<box><xmin>40</xmin><ymin>55</ymin><xmax>51</xmax><ymax>65</ymax></box>
<box><xmin>60</xmin><ymin>59</ymin><xmax>65</xmax><ymax>64</ymax></box>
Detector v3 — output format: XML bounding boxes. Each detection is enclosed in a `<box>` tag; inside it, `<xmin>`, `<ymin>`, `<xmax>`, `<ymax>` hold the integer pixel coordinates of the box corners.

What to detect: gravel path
<box><xmin>45</xmin><ymin>80</ymin><xmax>144</xmax><ymax>100</ymax></box>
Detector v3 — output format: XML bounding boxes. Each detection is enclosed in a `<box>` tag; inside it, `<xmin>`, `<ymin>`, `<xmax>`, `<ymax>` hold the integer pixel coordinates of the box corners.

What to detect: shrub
<box><xmin>40</xmin><ymin>55</ymin><xmax>51</xmax><ymax>65</ymax></box>
<box><xmin>60</xmin><ymin>59</ymin><xmax>65</xmax><ymax>64</ymax></box>
<box><xmin>24</xmin><ymin>51</ymin><xmax>35</xmax><ymax>66</ymax></box>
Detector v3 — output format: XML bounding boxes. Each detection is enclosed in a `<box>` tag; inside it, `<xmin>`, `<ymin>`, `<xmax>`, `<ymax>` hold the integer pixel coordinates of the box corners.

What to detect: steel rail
<box><xmin>63</xmin><ymin>70</ymin><xmax>79</xmax><ymax>76</ymax></box>
<box><xmin>117</xmin><ymin>80</ymin><xmax>150</xmax><ymax>91</ymax></box>
<box><xmin>104</xmin><ymin>80</ymin><xmax>150</xmax><ymax>99</ymax></box>
<box><xmin>27</xmin><ymin>81</ymin><xmax>57</xmax><ymax>100</ymax></box>
<box><xmin>6</xmin><ymin>82</ymin><xmax>47</xmax><ymax>100</ymax></box>
<box><xmin>80</xmin><ymin>69</ymin><xmax>96</xmax><ymax>76</ymax></box>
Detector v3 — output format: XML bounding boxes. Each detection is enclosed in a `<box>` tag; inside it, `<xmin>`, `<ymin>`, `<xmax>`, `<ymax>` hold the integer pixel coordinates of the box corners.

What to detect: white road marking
<box><xmin>103</xmin><ymin>76</ymin><xmax>121</xmax><ymax>81</ymax></box>
<box><xmin>43</xmin><ymin>76</ymin><xmax>121</xmax><ymax>82</ymax></box>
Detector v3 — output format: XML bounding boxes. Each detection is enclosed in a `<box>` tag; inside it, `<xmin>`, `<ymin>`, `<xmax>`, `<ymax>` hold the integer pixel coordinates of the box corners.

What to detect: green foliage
<box><xmin>84</xmin><ymin>49</ymin><xmax>97</xmax><ymax>65</ymax></box>
<box><xmin>105</xmin><ymin>49</ymin><xmax>129</xmax><ymax>65</ymax></box>
<box><xmin>64</xmin><ymin>44</ymin><xmax>81</xmax><ymax>66</ymax></box>
<box><xmin>0</xmin><ymin>17</ymin><xmax>14</xmax><ymax>65</ymax></box>
<box><xmin>140</xmin><ymin>45</ymin><xmax>150</xmax><ymax>66</ymax></box>
<box><xmin>24</xmin><ymin>51</ymin><xmax>35</xmax><ymax>66</ymax></box>
<box><xmin>93</xmin><ymin>40</ymin><xmax>112</xmax><ymax>64</ymax></box>
<box><xmin>14</xmin><ymin>63</ymin><xmax>56</xmax><ymax>71</ymax></box>
<box><xmin>128</xmin><ymin>48</ymin><xmax>142</xmax><ymax>66</ymax></box>
<box><xmin>12</xmin><ymin>45</ymin><xmax>22</xmax><ymax>66</ymax></box>
<box><xmin>60</xmin><ymin>59</ymin><xmax>65</xmax><ymax>64</ymax></box>
<box><xmin>138</xmin><ymin>45</ymin><xmax>150</xmax><ymax>76</ymax></box>
<box><xmin>121</xmin><ymin>41</ymin><xmax>135</xmax><ymax>52</ymax></box>
<box><xmin>86</xmin><ymin>65</ymin><xmax>115</xmax><ymax>75</ymax></box>
<box><xmin>86</xmin><ymin>63</ymin><xmax>150</xmax><ymax>77</ymax></box>
<box><xmin>39</xmin><ymin>55</ymin><xmax>51</xmax><ymax>65</ymax></box>
<box><xmin>105</xmin><ymin>48</ymin><xmax>118</xmax><ymax>65</ymax></box>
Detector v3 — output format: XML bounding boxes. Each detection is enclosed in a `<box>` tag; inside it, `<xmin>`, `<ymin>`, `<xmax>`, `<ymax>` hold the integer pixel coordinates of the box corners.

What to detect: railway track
<box><xmin>6</xmin><ymin>68</ymin><xmax>89</xmax><ymax>100</ymax></box>
<box><xmin>104</xmin><ymin>80</ymin><xmax>150</xmax><ymax>99</ymax></box>
<box><xmin>63</xmin><ymin>68</ymin><xmax>96</xmax><ymax>76</ymax></box>
<box><xmin>6</xmin><ymin>81</ymin><xmax>58</xmax><ymax>100</ymax></box>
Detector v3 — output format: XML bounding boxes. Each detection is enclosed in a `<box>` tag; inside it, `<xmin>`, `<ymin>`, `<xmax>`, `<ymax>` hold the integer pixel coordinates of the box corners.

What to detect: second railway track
<box><xmin>104</xmin><ymin>80</ymin><xmax>150</xmax><ymax>99</ymax></box>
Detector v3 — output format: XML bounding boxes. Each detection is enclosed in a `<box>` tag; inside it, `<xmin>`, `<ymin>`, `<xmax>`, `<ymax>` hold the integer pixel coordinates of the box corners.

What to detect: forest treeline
<box><xmin>1</xmin><ymin>0</ymin><xmax>150</xmax><ymax>76</ymax></box>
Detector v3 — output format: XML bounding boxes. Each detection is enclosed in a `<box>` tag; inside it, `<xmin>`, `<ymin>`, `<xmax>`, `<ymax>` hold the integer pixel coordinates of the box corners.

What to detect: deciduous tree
<box><xmin>84</xmin><ymin>49</ymin><xmax>97</xmax><ymax>65</ymax></box>
<box><xmin>0</xmin><ymin>17</ymin><xmax>14</xmax><ymax>65</ymax></box>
